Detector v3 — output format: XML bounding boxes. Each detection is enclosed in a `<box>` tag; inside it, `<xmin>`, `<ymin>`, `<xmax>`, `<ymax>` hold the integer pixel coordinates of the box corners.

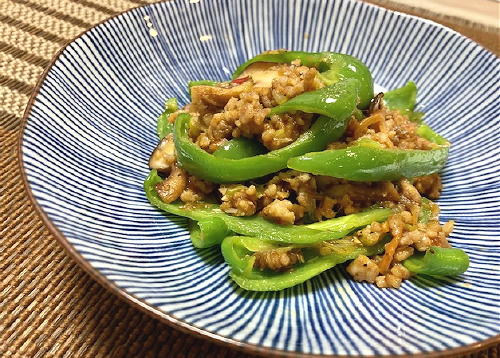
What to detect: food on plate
<box><xmin>144</xmin><ymin>50</ymin><xmax>469</xmax><ymax>291</ymax></box>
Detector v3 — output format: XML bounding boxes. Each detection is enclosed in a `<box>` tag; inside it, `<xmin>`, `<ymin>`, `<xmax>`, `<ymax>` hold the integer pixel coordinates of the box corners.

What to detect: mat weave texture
<box><xmin>1</xmin><ymin>1</ymin><xmax>498</xmax><ymax>357</ymax></box>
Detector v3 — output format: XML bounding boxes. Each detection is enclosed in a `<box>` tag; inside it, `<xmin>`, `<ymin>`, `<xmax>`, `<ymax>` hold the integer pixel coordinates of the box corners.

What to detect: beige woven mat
<box><xmin>1</xmin><ymin>0</ymin><xmax>498</xmax><ymax>357</ymax></box>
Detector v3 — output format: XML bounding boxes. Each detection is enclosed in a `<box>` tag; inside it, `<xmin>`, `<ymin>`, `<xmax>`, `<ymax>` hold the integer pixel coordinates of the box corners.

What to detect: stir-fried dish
<box><xmin>144</xmin><ymin>50</ymin><xmax>469</xmax><ymax>291</ymax></box>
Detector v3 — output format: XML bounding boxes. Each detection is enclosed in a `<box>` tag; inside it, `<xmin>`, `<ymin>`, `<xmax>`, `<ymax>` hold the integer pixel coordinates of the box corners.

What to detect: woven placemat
<box><xmin>1</xmin><ymin>1</ymin><xmax>498</xmax><ymax>357</ymax></box>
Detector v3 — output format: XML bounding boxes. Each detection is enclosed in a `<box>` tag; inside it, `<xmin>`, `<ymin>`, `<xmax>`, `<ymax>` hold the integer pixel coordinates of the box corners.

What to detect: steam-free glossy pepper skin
<box><xmin>174</xmin><ymin>79</ymin><xmax>359</xmax><ymax>183</ymax></box>
<box><xmin>287</xmin><ymin>134</ymin><xmax>449</xmax><ymax>181</ymax></box>
<box><xmin>383</xmin><ymin>81</ymin><xmax>417</xmax><ymax>113</ymax></box>
<box><xmin>403</xmin><ymin>246</ymin><xmax>469</xmax><ymax>276</ymax></box>
<box><xmin>222</xmin><ymin>235</ymin><xmax>389</xmax><ymax>291</ymax></box>
<box><xmin>213</xmin><ymin>137</ymin><xmax>267</xmax><ymax>159</ymax></box>
<box><xmin>383</xmin><ymin>81</ymin><xmax>426</xmax><ymax>122</ymax></box>
<box><xmin>188</xmin><ymin>217</ymin><xmax>232</xmax><ymax>248</ymax></box>
<box><xmin>307</xmin><ymin>207</ymin><xmax>393</xmax><ymax>231</ymax></box>
<box><xmin>232</xmin><ymin>51</ymin><xmax>374</xmax><ymax>108</ymax></box>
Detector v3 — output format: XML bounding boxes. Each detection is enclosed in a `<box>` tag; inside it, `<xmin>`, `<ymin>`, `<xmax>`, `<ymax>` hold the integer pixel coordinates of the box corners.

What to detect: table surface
<box><xmin>1</xmin><ymin>0</ymin><xmax>498</xmax><ymax>357</ymax></box>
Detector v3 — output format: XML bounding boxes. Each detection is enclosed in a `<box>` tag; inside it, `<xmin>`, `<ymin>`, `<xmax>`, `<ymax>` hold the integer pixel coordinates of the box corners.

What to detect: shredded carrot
<box><xmin>378</xmin><ymin>236</ymin><xmax>399</xmax><ymax>274</ymax></box>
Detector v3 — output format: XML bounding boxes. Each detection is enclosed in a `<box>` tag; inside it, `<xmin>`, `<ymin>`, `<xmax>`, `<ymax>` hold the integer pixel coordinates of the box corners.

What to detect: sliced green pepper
<box><xmin>222</xmin><ymin>208</ymin><xmax>393</xmax><ymax>277</ymax></box>
<box><xmin>220</xmin><ymin>236</ymin><xmax>276</xmax><ymax>277</ymax></box>
<box><xmin>287</xmin><ymin>136</ymin><xmax>449</xmax><ymax>181</ymax></box>
<box><xmin>383</xmin><ymin>81</ymin><xmax>425</xmax><ymax>122</ymax></box>
<box><xmin>383</xmin><ymin>81</ymin><xmax>417</xmax><ymax>113</ymax></box>
<box><xmin>269</xmin><ymin>84</ymin><xmax>359</xmax><ymax>118</ymax></box>
<box><xmin>416</xmin><ymin>124</ymin><xmax>448</xmax><ymax>145</ymax></box>
<box><xmin>188</xmin><ymin>217</ymin><xmax>232</xmax><ymax>248</ymax></box>
<box><xmin>145</xmin><ymin>170</ymin><xmax>348</xmax><ymax>244</ymax></box>
<box><xmin>223</xmin><ymin>236</ymin><xmax>389</xmax><ymax>291</ymax></box>
<box><xmin>403</xmin><ymin>246</ymin><xmax>469</xmax><ymax>276</ymax></box>
<box><xmin>307</xmin><ymin>207</ymin><xmax>393</xmax><ymax>231</ymax></box>
<box><xmin>174</xmin><ymin>79</ymin><xmax>359</xmax><ymax>183</ymax></box>
<box><xmin>145</xmin><ymin>170</ymin><xmax>397</xmax><ymax>246</ymax></box>
<box><xmin>156</xmin><ymin>98</ymin><xmax>177</xmax><ymax>139</ymax></box>
<box><xmin>213</xmin><ymin>138</ymin><xmax>267</xmax><ymax>159</ymax></box>
<box><xmin>188</xmin><ymin>80</ymin><xmax>218</xmax><ymax>97</ymax></box>
<box><xmin>232</xmin><ymin>51</ymin><xmax>373</xmax><ymax>108</ymax></box>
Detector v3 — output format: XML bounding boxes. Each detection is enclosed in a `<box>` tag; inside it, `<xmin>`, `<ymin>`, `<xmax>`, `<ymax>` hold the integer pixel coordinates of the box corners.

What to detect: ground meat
<box><xmin>219</xmin><ymin>185</ymin><xmax>259</xmax><ymax>216</ymax></box>
<box><xmin>346</xmin><ymin>255</ymin><xmax>380</xmax><ymax>283</ymax></box>
<box><xmin>190</xmin><ymin>90</ymin><xmax>271</xmax><ymax>152</ymax></box>
<box><xmin>187</xmin><ymin>60</ymin><xmax>323</xmax><ymax>153</ymax></box>
<box><xmin>341</xmin><ymin>179</ymin><xmax>454</xmax><ymax>288</ymax></box>
<box><xmin>375</xmin><ymin>263</ymin><xmax>411</xmax><ymax>288</ymax></box>
<box><xmin>261</xmin><ymin>199</ymin><xmax>304</xmax><ymax>225</ymax></box>
<box><xmin>355</xmin><ymin>221</ymin><xmax>390</xmax><ymax>246</ymax></box>
<box><xmin>223</xmin><ymin>91</ymin><xmax>271</xmax><ymax>137</ymax></box>
<box><xmin>413</xmin><ymin>174</ymin><xmax>442</xmax><ymax>199</ymax></box>
<box><xmin>315</xmin><ymin>196</ymin><xmax>337</xmax><ymax>220</ymax></box>
<box><xmin>346</xmin><ymin>216</ymin><xmax>454</xmax><ymax>288</ymax></box>
<box><xmin>400</xmin><ymin>178</ymin><xmax>422</xmax><ymax>203</ymax></box>
<box><xmin>254</xmin><ymin>248</ymin><xmax>304</xmax><ymax>271</ymax></box>
<box><xmin>261</xmin><ymin>112</ymin><xmax>313</xmax><ymax>150</ymax></box>
<box><xmin>261</xmin><ymin>183</ymin><xmax>290</xmax><ymax>206</ymax></box>
<box><xmin>180</xmin><ymin>175</ymin><xmax>215</xmax><ymax>203</ymax></box>
<box><xmin>318</xmin><ymin>178</ymin><xmax>400</xmax><ymax>214</ymax></box>
<box><xmin>329</xmin><ymin>108</ymin><xmax>436</xmax><ymax>150</ymax></box>
<box><xmin>269</xmin><ymin>62</ymin><xmax>323</xmax><ymax>105</ymax></box>
<box><xmin>375</xmin><ymin>273</ymin><xmax>402</xmax><ymax>288</ymax></box>
<box><xmin>275</xmin><ymin>171</ymin><xmax>317</xmax><ymax>211</ymax></box>
<box><xmin>393</xmin><ymin>246</ymin><xmax>414</xmax><ymax>262</ymax></box>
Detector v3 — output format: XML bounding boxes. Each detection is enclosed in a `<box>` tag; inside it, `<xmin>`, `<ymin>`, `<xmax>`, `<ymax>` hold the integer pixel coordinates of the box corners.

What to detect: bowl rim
<box><xmin>17</xmin><ymin>0</ymin><xmax>500</xmax><ymax>356</ymax></box>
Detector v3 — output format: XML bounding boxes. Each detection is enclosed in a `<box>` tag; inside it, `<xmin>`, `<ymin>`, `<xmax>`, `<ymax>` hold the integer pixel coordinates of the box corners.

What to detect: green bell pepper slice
<box><xmin>156</xmin><ymin>98</ymin><xmax>177</xmax><ymax>139</ymax></box>
<box><xmin>383</xmin><ymin>81</ymin><xmax>417</xmax><ymax>112</ymax></box>
<box><xmin>287</xmin><ymin>133</ymin><xmax>449</xmax><ymax>181</ymax></box>
<box><xmin>213</xmin><ymin>138</ymin><xmax>267</xmax><ymax>159</ymax></box>
<box><xmin>220</xmin><ymin>236</ymin><xmax>276</xmax><ymax>277</ymax></box>
<box><xmin>222</xmin><ymin>207</ymin><xmax>393</xmax><ymax>276</ymax></box>
<box><xmin>416</xmin><ymin>124</ymin><xmax>448</xmax><ymax>145</ymax></box>
<box><xmin>287</xmin><ymin>109</ymin><xmax>449</xmax><ymax>182</ymax></box>
<box><xmin>174</xmin><ymin>79</ymin><xmax>359</xmax><ymax>183</ymax></box>
<box><xmin>145</xmin><ymin>170</ymin><xmax>395</xmax><ymax>246</ymax></box>
<box><xmin>403</xmin><ymin>246</ymin><xmax>470</xmax><ymax>276</ymax></box>
<box><xmin>188</xmin><ymin>217</ymin><xmax>232</xmax><ymax>248</ymax></box>
<box><xmin>145</xmin><ymin>170</ymin><xmax>349</xmax><ymax>244</ymax></box>
<box><xmin>269</xmin><ymin>84</ymin><xmax>358</xmax><ymax>118</ymax></box>
<box><xmin>222</xmin><ymin>235</ymin><xmax>389</xmax><ymax>291</ymax></box>
<box><xmin>307</xmin><ymin>207</ymin><xmax>392</xmax><ymax>231</ymax></box>
<box><xmin>383</xmin><ymin>81</ymin><xmax>424</xmax><ymax>122</ymax></box>
<box><xmin>232</xmin><ymin>51</ymin><xmax>373</xmax><ymax>108</ymax></box>
<box><xmin>286</xmin><ymin>81</ymin><xmax>450</xmax><ymax>181</ymax></box>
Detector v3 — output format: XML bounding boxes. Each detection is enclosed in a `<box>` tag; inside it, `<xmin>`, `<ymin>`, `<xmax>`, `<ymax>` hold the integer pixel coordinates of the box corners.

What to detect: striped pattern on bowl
<box><xmin>21</xmin><ymin>0</ymin><xmax>499</xmax><ymax>355</ymax></box>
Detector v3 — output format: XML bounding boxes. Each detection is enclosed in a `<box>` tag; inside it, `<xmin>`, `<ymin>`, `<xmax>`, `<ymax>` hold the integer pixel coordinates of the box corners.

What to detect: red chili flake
<box><xmin>231</xmin><ymin>76</ymin><xmax>250</xmax><ymax>84</ymax></box>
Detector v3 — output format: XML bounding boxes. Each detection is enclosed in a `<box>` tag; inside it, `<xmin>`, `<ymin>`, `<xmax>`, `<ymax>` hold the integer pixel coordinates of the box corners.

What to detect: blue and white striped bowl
<box><xmin>20</xmin><ymin>0</ymin><xmax>499</xmax><ymax>356</ymax></box>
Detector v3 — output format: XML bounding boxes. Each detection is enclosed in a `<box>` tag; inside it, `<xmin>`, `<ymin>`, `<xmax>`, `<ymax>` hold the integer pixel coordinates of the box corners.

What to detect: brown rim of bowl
<box><xmin>16</xmin><ymin>1</ymin><xmax>499</xmax><ymax>357</ymax></box>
